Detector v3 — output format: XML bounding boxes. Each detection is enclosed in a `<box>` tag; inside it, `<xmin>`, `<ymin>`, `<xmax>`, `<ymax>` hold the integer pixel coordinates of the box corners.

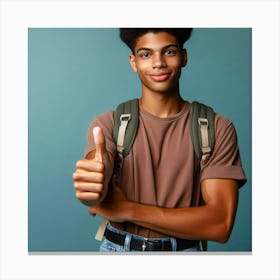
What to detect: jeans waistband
<box><xmin>104</xmin><ymin>223</ymin><xmax>199</xmax><ymax>251</ymax></box>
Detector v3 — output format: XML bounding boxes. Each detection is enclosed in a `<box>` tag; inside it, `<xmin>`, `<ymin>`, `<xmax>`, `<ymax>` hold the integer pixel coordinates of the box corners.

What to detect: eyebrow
<box><xmin>136</xmin><ymin>44</ymin><xmax>180</xmax><ymax>54</ymax></box>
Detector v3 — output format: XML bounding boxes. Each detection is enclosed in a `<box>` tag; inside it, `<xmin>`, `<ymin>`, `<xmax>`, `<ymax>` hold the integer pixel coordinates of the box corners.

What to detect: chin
<box><xmin>151</xmin><ymin>84</ymin><xmax>179</xmax><ymax>95</ymax></box>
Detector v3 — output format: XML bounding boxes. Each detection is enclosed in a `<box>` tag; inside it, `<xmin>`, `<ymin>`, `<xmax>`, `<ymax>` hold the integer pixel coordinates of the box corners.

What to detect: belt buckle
<box><xmin>142</xmin><ymin>238</ymin><xmax>165</xmax><ymax>251</ymax></box>
<box><xmin>142</xmin><ymin>238</ymin><xmax>148</xmax><ymax>251</ymax></box>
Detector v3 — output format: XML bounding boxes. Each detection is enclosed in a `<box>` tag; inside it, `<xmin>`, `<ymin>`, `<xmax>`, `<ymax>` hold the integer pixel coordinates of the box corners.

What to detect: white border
<box><xmin>1</xmin><ymin>0</ymin><xmax>279</xmax><ymax>279</ymax></box>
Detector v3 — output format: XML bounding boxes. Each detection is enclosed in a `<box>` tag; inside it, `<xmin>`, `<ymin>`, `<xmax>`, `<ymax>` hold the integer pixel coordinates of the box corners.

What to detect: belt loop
<box><xmin>170</xmin><ymin>237</ymin><xmax>177</xmax><ymax>251</ymax></box>
<box><xmin>124</xmin><ymin>233</ymin><xmax>132</xmax><ymax>252</ymax></box>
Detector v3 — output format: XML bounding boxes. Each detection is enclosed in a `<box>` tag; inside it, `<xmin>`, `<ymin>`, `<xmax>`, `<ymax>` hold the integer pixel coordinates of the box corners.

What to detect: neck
<box><xmin>139</xmin><ymin>91</ymin><xmax>185</xmax><ymax>118</ymax></box>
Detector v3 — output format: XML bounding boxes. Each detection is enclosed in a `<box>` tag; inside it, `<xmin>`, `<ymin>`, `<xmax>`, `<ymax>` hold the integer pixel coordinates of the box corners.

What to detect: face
<box><xmin>129</xmin><ymin>32</ymin><xmax>187</xmax><ymax>96</ymax></box>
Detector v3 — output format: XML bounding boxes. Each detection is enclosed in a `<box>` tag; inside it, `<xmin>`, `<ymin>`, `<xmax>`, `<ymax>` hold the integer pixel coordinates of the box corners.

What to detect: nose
<box><xmin>152</xmin><ymin>53</ymin><xmax>166</xmax><ymax>69</ymax></box>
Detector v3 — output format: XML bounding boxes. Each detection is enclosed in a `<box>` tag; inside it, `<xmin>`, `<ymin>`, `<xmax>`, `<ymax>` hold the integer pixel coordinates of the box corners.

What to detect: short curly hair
<box><xmin>119</xmin><ymin>28</ymin><xmax>193</xmax><ymax>52</ymax></box>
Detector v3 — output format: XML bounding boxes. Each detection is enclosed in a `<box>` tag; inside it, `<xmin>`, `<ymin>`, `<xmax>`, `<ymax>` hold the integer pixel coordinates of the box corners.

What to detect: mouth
<box><xmin>149</xmin><ymin>73</ymin><xmax>171</xmax><ymax>82</ymax></box>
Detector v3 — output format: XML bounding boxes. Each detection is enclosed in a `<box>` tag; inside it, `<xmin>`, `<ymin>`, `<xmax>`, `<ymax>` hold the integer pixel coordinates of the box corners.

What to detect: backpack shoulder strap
<box><xmin>190</xmin><ymin>101</ymin><xmax>215</xmax><ymax>252</ymax></box>
<box><xmin>113</xmin><ymin>99</ymin><xmax>139</xmax><ymax>158</ymax></box>
<box><xmin>190</xmin><ymin>101</ymin><xmax>215</xmax><ymax>168</ymax></box>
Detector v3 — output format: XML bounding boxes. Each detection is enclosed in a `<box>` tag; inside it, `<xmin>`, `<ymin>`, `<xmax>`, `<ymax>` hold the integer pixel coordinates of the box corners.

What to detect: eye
<box><xmin>139</xmin><ymin>52</ymin><xmax>151</xmax><ymax>59</ymax></box>
<box><xmin>165</xmin><ymin>49</ymin><xmax>177</xmax><ymax>56</ymax></box>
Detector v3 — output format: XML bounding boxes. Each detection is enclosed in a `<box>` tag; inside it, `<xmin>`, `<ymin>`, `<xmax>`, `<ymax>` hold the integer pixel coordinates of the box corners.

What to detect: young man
<box><xmin>73</xmin><ymin>28</ymin><xmax>247</xmax><ymax>252</ymax></box>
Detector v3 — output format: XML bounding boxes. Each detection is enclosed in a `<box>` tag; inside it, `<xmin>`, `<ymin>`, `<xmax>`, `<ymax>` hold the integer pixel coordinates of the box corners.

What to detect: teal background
<box><xmin>28</xmin><ymin>28</ymin><xmax>252</xmax><ymax>252</ymax></box>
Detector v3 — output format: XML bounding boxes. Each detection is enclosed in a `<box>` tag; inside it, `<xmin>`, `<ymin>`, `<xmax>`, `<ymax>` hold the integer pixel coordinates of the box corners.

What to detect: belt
<box><xmin>104</xmin><ymin>227</ymin><xmax>199</xmax><ymax>251</ymax></box>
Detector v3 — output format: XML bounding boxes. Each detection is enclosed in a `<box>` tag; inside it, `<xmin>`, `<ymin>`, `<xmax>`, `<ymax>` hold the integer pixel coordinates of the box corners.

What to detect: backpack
<box><xmin>113</xmin><ymin>98</ymin><xmax>215</xmax><ymax>174</ymax></box>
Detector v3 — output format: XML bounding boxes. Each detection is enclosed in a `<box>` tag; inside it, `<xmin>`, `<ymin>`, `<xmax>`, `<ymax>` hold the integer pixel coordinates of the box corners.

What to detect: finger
<box><xmin>93</xmin><ymin>126</ymin><xmax>106</xmax><ymax>162</ymax></box>
<box><xmin>74</xmin><ymin>181</ymin><xmax>103</xmax><ymax>193</ymax></box>
<box><xmin>76</xmin><ymin>191</ymin><xmax>101</xmax><ymax>201</ymax></box>
<box><xmin>73</xmin><ymin>171</ymin><xmax>105</xmax><ymax>184</ymax></box>
<box><xmin>75</xmin><ymin>159</ymin><xmax>104</xmax><ymax>172</ymax></box>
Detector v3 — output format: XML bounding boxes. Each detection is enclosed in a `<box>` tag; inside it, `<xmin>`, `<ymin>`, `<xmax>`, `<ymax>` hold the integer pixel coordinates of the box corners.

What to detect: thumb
<box><xmin>93</xmin><ymin>126</ymin><xmax>106</xmax><ymax>162</ymax></box>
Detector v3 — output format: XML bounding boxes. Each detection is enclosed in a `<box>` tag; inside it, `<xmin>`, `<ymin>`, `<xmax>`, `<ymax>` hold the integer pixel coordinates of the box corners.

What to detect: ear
<box><xmin>181</xmin><ymin>48</ymin><xmax>187</xmax><ymax>67</ymax></box>
<box><xmin>129</xmin><ymin>54</ymin><xmax>138</xmax><ymax>73</ymax></box>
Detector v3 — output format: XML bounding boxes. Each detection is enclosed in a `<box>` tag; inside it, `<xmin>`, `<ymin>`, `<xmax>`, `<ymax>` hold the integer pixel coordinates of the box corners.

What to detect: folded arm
<box><xmin>89</xmin><ymin>178</ymin><xmax>239</xmax><ymax>243</ymax></box>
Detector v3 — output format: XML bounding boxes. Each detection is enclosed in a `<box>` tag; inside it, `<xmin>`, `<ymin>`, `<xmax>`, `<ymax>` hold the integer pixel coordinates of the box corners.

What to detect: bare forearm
<box><xmin>90</xmin><ymin>179</ymin><xmax>238</xmax><ymax>243</ymax></box>
<box><xmin>126</xmin><ymin>202</ymin><xmax>230</xmax><ymax>242</ymax></box>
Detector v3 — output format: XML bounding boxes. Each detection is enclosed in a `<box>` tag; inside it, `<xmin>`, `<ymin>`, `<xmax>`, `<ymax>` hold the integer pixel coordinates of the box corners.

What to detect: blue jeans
<box><xmin>100</xmin><ymin>223</ymin><xmax>201</xmax><ymax>252</ymax></box>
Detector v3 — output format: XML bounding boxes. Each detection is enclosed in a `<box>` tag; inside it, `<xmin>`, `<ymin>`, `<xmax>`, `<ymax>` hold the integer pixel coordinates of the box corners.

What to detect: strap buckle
<box><xmin>120</xmin><ymin>114</ymin><xmax>131</xmax><ymax>122</ymax></box>
<box><xmin>117</xmin><ymin>113</ymin><xmax>132</xmax><ymax>154</ymax></box>
<box><xmin>115</xmin><ymin>113</ymin><xmax>131</xmax><ymax>180</ymax></box>
<box><xmin>198</xmin><ymin>117</ymin><xmax>211</xmax><ymax>168</ymax></box>
<box><xmin>198</xmin><ymin>118</ymin><xmax>208</xmax><ymax>127</ymax></box>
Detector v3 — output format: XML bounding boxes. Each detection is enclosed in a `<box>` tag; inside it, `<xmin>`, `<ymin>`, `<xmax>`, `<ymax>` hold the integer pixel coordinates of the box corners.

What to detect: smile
<box><xmin>149</xmin><ymin>73</ymin><xmax>170</xmax><ymax>82</ymax></box>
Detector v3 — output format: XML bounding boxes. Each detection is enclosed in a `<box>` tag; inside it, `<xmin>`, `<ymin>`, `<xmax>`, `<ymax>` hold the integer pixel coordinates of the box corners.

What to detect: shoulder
<box><xmin>90</xmin><ymin>110</ymin><xmax>115</xmax><ymax>129</ymax></box>
<box><xmin>85</xmin><ymin>110</ymin><xmax>116</xmax><ymax>157</ymax></box>
<box><xmin>214</xmin><ymin>112</ymin><xmax>237</xmax><ymax>142</ymax></box>
<box><xmin>86</xmin><ymin>110</ymin><xmax>115</xmax><ymax>142</ymax></box>
<box><xmin>94</xmin><ymin>110</ymin><xmax>115</xmax><ymax>122</ymax></box>
<box><xmin>190</xmin><ymin>101</ymin><xmax>237</xmax><ymax>140</ymax></box>
<box><xmin>215</xmin><ymin>112</ymin><xmax>233</xmax><ymax>130</ymax></box>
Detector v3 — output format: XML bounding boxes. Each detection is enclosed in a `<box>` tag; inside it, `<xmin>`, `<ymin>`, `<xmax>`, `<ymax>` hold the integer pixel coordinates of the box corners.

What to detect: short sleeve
<box><xmin>200</xmin><ymin>114</ymin><xmax>247</xmax><ymax>188</ymax></box>
<box><xmin>84</xmin><ymin>110</ymin><xmax>116</xmax><ymax>159</ymax></box>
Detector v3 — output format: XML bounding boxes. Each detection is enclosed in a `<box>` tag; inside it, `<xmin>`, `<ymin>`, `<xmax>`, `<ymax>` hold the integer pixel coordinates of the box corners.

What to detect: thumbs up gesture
<box><xmin>73</xmin><ymin>126</ymin><xmax>114</xmax><ymax>206</ymax></box>
<box><xmin>93</xmin><ymin>127</ymin><xmax>106</xmax><ymax>162</ymax></box>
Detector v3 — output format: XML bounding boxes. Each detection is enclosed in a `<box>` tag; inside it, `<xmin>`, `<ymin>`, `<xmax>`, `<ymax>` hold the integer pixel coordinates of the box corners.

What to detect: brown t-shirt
<box><xmin>85</xmin><ymin>101</ymin><xmax>247</xmax><ymax>238</ymax></box>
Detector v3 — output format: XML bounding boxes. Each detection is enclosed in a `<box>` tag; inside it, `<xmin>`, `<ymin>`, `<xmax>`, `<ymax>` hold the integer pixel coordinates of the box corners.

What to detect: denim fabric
<box><xmin>99</xmin><ymin>223</ymin><xmax>201</xmax><ymax>252</ymax></box>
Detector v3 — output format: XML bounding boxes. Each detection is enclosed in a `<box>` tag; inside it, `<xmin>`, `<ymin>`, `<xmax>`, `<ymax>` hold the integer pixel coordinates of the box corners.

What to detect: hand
<box><xmin>89</xmin><ymin>179</ymin><xmax>131</xmax><ymax>223</ymax></box>
<box><xmin>73</xmin><ymin>127</ymin><xmax>113</xmax><ymax>206</ymax></box>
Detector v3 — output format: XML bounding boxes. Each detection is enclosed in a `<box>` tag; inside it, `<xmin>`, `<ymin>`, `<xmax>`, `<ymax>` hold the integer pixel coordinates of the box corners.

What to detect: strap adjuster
<box><xmin>198</xmin><ymin>117</ymin><xmax>211</xmax><ymax>168</ymax></box>
<box><xmin>120</xmin><ymin>114</ymin><xmax>131</xmax><ymax>122</ymax></box>
<box><xmin>115</xmin><ymin>113</ymin><xmax>131</xmax><ymax>179</ymax></box>
<box><xmin>198</xmin><ymin>118</ymin><xmax>208</xmax><ymax>126</ymax></box>
<box><xmin>117</xmin><ymin>114</ymin><xmax>132</xmax><ymax>153</ymax></box>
